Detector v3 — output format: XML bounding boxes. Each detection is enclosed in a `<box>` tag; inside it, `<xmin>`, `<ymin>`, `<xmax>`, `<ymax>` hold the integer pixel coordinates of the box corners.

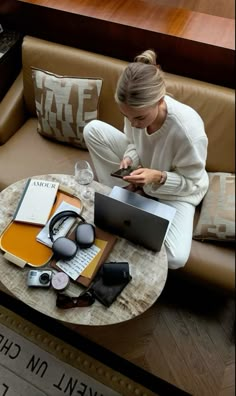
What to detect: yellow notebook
<box><xmin>51</xmin><ymin>227</ymin><xmax>117</xmax><ymax>287</ymax></box>
<box><xmin>81</xmin><ymin>238</ymin><xmax>107</xmax><ymax>278</ymax></box>
<box><xmin>0</xmin><ymin>189</ymin><xmax>82</xmax><ymax>268</ymax></box>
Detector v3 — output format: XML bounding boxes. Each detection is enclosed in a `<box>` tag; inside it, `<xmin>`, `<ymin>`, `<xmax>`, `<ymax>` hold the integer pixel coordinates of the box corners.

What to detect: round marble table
<box><xmin>0</xmin><ymin>174</ymin><xmax>168</xmax><ymax>326</ymax></box>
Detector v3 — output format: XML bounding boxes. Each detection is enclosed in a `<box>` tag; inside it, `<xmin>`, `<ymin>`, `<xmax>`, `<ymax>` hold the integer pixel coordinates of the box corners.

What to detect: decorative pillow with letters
<box><xmin>193</xmin><ymin>172</ymin><xmax>235</xmax><ymax>242</ymax></box>
<box><xmin>32</xmin><ymin>68</ymin><xmax>103</xmax><ymax>149</ymax></box>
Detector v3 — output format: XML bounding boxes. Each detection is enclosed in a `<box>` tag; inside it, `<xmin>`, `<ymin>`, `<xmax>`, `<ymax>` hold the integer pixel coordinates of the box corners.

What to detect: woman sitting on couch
<box><xmin>84</xmin><ymin>49</ymin><xmax>209</xmax><ymax>270</ymax></box>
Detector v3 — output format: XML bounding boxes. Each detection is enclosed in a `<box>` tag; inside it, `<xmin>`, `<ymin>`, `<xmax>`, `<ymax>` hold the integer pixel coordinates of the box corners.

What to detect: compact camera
<box><xmin>27</xmin><ymin>270</ymin><xmax>52</xmax><ymax>288</ymax></box>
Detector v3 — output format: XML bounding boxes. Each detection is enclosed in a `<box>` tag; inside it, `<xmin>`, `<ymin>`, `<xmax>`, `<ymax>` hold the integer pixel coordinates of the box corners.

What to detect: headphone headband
<box><xmin>49</xmin><ymin>210</ymin><xmax>85</xmax><ymax>242</ymax></box>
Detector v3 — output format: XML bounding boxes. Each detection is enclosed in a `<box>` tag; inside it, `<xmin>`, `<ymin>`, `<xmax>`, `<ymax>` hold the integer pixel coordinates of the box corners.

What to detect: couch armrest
<box><xmin>173</xmin><ymin>240</ymin><xmax>235</xmax><ymax>295</ymax></box>
<box><xmin>0</xmin><ymin>71</ymin><xmax>26</xmax><ymax>145</ymax></box>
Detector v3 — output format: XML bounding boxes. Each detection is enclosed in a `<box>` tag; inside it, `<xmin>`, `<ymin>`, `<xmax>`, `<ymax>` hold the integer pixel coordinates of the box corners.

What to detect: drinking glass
<box><xmin>74</xmin><ymin>160</ymin><xmax>94</xmax><ymax>200</ymax></box>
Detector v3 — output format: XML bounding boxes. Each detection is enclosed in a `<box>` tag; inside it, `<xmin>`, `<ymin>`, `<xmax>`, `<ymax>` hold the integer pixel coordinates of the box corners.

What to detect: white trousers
<box><xmin>84</xmin><ymin>120</ymin><xmax>195</xmax><ymax>269</ymax></box>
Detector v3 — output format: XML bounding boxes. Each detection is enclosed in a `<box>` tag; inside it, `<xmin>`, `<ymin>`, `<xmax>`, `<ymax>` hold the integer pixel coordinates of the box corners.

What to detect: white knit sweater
<box><xmin>123</xmin><ymin>95</ymin><xmax>209</xmax><ymax>206</ymax></box>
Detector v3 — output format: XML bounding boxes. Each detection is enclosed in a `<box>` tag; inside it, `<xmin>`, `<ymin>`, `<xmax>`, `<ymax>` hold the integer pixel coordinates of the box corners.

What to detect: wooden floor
<box><xmin>68</xmin><ymin>277</ymin><xmax>235</xmax><ymax>396</ymax></box>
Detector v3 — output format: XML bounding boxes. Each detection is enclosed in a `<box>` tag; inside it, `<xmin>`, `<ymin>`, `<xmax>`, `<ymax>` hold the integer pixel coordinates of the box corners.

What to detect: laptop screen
<box><xmin>94</xmin><ymin>188</ymin><xmax>174</xmax><ymax>252</ymax></box>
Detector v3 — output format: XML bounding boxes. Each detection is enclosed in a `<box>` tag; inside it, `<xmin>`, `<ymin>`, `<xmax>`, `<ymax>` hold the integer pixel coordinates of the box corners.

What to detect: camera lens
<box><xmin>39</xmin><ymin>273</ymin><xmax>50</xmax><ymax>284</ymax></box>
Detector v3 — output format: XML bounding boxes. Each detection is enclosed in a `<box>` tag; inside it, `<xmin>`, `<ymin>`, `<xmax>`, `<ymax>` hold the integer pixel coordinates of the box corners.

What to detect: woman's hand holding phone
<box><xmin>110</xmin><ymin>166</ymin><xmax>133</xmax><ymax>179</ymax></box>
<box><xmin>110</xmin><ymin>157</ymin><xmax>134</xmax><ymax>179</ymax></box>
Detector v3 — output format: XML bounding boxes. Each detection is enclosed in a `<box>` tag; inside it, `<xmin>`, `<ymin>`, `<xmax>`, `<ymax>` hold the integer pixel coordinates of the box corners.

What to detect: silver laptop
<box><xmin>94</xmin><ymin>186</ymin><xmax>176</xmax><ymax>252</ymax></box>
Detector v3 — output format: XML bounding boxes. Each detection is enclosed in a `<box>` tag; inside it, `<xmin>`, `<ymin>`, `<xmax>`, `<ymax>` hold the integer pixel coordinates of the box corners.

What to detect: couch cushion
<box><xmin>22</xmin><ymin>36</ymin><xmax>125</xmax><ymax>131</ymax></box>
<box><xmin>0</xmin><ymin>118</ymin><xmax>94</xmax><ymax>191</ymax></box>
<box><xmin>193</xmin><ymin>172</ymin><xmax>235</xmax><ymax>242</ymax></box>
<box><xmin>32</xmin><ymin>68</ymin><xmax>102</xmax><ymax>149</ymax></box>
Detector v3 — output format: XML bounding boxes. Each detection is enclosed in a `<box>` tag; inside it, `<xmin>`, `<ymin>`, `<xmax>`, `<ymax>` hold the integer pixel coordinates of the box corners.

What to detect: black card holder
<box><xmin>90</xmin><ymin>262</ymin><xmax>132</xmax><ymax>307</ymax></box>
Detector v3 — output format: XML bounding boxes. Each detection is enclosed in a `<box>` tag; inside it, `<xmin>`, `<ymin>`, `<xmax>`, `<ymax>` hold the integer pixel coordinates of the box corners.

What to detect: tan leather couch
<box><xmin>0</xmin><ymin>36</ymin><xmax>234</xmax><ymax>294</ymax></box>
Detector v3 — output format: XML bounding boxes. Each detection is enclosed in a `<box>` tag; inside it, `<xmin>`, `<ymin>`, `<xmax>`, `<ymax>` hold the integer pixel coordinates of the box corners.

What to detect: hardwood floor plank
<box><xmin>221</xmin><ymin>363</ymin><xmax>235</xmax><ymax>389</ymax></box>
<box><xmin>187</xmin><ymin>311</ymin><xmax>224</xmax><ymax>360</ymax></box>
<box><xmin>156</xmin><ymin>306</ymin><xmax>217</xmax><ymax>395</ymax></box>
<box><xmin>145</xmin><ymin>335</ymin><xmax>178</xmax><ymax>387</ymax></box>
<box><xmin>204</xmin><ymin>322</ymin><xmax>233</xmax><ymax>364</ymax></box>
<box><xmin>217</xmin><ymin>299</ymin><xmax>235</xmax><ymax>339</ymax></box>
<box><xmin>154</xmin><ymin>279</ymin><xmax>235</xmax><ymax>395</ymax></box>
<box><xmin>219</xmin><ymin>387</ymin><xmax>235</xmax><ymax>396</ymax></box>
<box><xmin>153</xmin><ymin>309</ymin><xmax>195</xmax><ymax>394</ymax></box>
<box><xmin>181</xmin><ymin>311</ymin><xmax>224</xmax><ymax>391</ymax></box>
<box><xmin>219</xmin><ymin>345</ymin><xmax>235</xmax><ymax>392</ymax></box>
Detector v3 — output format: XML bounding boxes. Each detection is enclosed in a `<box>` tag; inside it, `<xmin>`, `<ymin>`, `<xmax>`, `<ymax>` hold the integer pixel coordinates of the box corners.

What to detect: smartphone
<box><xmin>110</xmin><ymin>166</ymin><xmax>133</xmax><ymax>179</ymax></box>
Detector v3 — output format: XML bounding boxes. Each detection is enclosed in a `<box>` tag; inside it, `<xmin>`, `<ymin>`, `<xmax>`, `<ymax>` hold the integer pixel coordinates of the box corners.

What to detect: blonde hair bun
<box><xmin>115</xmin><ymin>49</ymin><xmax>165</xmax><ymax>108</ymax></box>
<box><xmin>134</xmin><ymin>49</ymin><xmax>157</xmax><ymax>65</ymax></box>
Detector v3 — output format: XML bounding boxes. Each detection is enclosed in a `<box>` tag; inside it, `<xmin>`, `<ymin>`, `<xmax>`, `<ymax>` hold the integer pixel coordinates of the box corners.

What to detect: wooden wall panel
<box><xmin>142</xmin><ymin>0</ymin><xmax>235</xmax><ymax>19</ymax></box>
<box><xmin>1</xmin><ymin>0</ymin><xmax>235</xmax><ymax>88</ymax></box>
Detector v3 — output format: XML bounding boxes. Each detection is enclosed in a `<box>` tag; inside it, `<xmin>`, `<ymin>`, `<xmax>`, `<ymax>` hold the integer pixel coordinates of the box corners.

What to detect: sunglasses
<box><xmin>56</xmin><ymin>289</ymin><xmax>95</xmax><ymax>309</ymax></box>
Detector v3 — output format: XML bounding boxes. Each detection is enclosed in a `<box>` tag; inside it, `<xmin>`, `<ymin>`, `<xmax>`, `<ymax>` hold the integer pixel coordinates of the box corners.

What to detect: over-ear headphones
<box><xmin>49</xmin><ymin>210</ymin><xmax>95</xmax><ymax>260</ymax></box>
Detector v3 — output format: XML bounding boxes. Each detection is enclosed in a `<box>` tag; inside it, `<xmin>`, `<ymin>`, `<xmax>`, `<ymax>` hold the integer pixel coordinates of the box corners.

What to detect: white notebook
<box><xmin>14</xmin><ymin>178</ymin><xmax>59</xmax><ymax>225</ymax></box>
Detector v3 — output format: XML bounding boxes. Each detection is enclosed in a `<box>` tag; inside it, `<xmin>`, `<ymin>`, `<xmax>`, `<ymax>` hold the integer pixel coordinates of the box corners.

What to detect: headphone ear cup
<box><xmin>52</xmin><ymin>237</ymin><xmax>78</xmax><ymax>260</ymax></box>
<box><xmin>49</xmin><ymin>210</ymin><xmax>85</xmax><ymax>242</ymax></box>
<box><xmin>75</xmin><ymin>223</ymin><xmax>95</xmax><ymax>248</ymax></box>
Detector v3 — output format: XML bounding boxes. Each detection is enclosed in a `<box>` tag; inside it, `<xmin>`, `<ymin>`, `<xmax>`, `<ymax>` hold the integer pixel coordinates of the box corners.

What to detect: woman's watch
<box><xmin>151</xmin><ymin>171</ymin><xmax>167</xmax><ymax>191</ymax></box>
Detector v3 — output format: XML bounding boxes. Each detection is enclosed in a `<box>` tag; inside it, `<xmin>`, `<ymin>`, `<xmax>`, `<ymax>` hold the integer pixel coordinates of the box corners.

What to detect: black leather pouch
<box><xmin>90</xmin><ymin>262</ymin><xmax>132</xmax><ymax>307</ymax></box>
